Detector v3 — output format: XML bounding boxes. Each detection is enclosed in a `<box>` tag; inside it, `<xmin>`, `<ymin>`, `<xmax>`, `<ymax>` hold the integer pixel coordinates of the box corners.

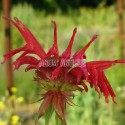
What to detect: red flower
<box><xmin>2</xmin><ymin>17</ymin><xmax>125</xmax><ymax>124</ymax></box>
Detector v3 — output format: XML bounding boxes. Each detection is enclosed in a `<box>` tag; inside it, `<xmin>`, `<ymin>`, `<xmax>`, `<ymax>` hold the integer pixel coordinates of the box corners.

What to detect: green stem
<box><xmin>55</xmin><ymin>114</ymin><xmax>59</xmax><ymax>125</ymax></box>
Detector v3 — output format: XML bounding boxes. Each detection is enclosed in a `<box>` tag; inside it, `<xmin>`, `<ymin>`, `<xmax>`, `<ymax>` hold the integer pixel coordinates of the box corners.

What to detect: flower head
<box><xmin>0</xmin><ymin>101</ymin><xmax>5</xmax><ymax>110</ymax></box>
<box><xmin>10</xmin><ymin>115</ymin><xmax>20</xmax><ymax>125</ymax></box>
<box><xmin>2</xmin><ymin>17</ymin><xmax>125</xmax><ymax>124</ymax></box>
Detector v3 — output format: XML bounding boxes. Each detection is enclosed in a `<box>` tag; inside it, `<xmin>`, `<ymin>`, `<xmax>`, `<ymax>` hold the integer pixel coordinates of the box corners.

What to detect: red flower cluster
<box><xmin>2</xmin><ymin>17</ymin><xmax>125</xmax><ymax>124</ymax></box>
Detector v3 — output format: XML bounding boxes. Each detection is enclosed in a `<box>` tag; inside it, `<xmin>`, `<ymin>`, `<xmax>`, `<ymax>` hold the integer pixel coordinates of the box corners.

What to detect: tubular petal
<box><xmin>100</xmin><ymin>71</ymin><xmax>116</xmax><ymax>103</ymax></box>
<box><xmin>14</xmin><ymin>17</ymin><xmax>46</xmax><ymax>58</ymax></box>
<box><xmin>70</xmin><ymin>68</ymin><xmax>83</xmax><ymax>83</ymax></box>
<box><xmin>3</xmin><ymin>17</ymin><xmax>46</xmax><ymax>59</ymax></box>
<box><xmin>13</xmin><ymin>56</ymin><xmax>39</xmax><ymax>70</ymax></box>
<box><xmin>25</xmin><ymin>65</ymin><xmax>37</xmax><ymax>72</ymax></box>
<box><xmin>114</xmin><ymin>60</ymin><xmax>125</xmax><ymax>63</ymax></box>
<box><xmin>1</xmin><ymin>46</ymin><xmax>27</xmax><ymax>64</ymax></box>
<box><xmin>51</xmin><ymin>28</ymin><xmax>77</xmax><ymax>80</ymax></box>
<box><xmin>61</xmin><ymin>28</ymin><xmax>77</xmax><ymax>59</ymax></box>
<box><xmin>73</xmin><ymin>34</ymin><xmax>98</xmax><ymax>59</ymax></box>
<box><xmin>98</xmin><ymin>69</ymin><xmax>110</xmax><ymax>103</ymax></box>
<box><xmin>46</xmin><ymin>21</ymin><xmax>59</xmax><ymax>59</ymax></box>
<box><xmin>51</xmin><ymin>66</ymin><xmax>62</xmax><ymax>80</ymax></box>
<box><xmin>85</xmin><ymin>64</ymin><xmax>98</xmax><ymax>85</ymax></box>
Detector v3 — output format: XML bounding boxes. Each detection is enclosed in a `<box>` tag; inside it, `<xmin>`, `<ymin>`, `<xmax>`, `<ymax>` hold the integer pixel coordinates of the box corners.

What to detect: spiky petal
<box><xmin>2</xmin><ymin>17</ymin><xmax>46</xmax><ymax>64</ymax></box>
<box><xmin>86</xmin><ymin>60</ymin><xmax>125</xmax><ymax>103</ymax></box>
<box><xmin>51</xmin><ymin>28</ymin><xmax>77</xmax><ymax>80</ymax></box>
<box><xmin>46</xmin><ymin>21</ymin><xmax>59</xmax><ymax>59</ymax></box>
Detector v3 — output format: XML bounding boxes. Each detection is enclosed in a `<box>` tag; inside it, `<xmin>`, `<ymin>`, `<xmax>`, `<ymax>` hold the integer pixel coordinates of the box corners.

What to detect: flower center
<box><xmin>39</xmin><ymin>80</ymin><xmax>78</xmax><ymax>92</ymax></box>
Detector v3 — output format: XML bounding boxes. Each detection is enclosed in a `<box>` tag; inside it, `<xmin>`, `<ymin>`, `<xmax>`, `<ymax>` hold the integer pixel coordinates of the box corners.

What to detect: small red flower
<box><xmin>2</xmin><ymin>17</ymin><xmax>125</xmax><ymax>124</ymax></box>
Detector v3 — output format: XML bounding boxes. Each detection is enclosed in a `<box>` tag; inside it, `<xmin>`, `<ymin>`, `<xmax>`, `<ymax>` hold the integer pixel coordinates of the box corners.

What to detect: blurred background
<box><xmin>0</xmin><ymin>0</ymin><xmax>125</xmax><ymax>125</ymax></box>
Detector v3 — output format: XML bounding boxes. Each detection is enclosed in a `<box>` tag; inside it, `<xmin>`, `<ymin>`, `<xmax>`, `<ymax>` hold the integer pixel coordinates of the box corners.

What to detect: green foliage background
<box><xmin>0</xmin><ymin>1</ymin><xmax>125</xmax><ymax>125</ymax></box>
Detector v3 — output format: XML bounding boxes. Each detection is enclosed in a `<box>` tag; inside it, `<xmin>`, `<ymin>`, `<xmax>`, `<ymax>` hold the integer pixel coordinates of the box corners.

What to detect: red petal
<box><xmin>61</xmin><ymin>28</ymin><xmax>77</xmax><ymax>59</ymax></box>
<box><xmin>25</xmin><ymin>65</ymin><xmax>36</xmax><ymax>72</ymax></box>
<box><xmin>1</xmin><ymin>46</ymin><xmax>27</xmax><ymax>64</ymax></box>
<box><xmin>86</xmin><ymin>60</ymin><xmax>118</xmax><ymax>103</ymax></box>
<box><xmin>87</xmin><ymin>63</ymin><xmax>98</xmax><ymax>83</ymax></box>
<box><xmin>51</xmin><ymin>66</ymin><xmax>62</xmax><ymax>80</ymax></box>
<box><xmin>80</xmin><ymin>64</ymin><xmax>90</xmax><ymax>82</ymax></box>
<box><xmin>101</xmin><ymin>71</ymin><xmax>116</xmax><ymax>103</ymax></box>
<box><xmin>71</xmin><ymin>35</ymin><xmax>98</xmax><ymax>82</ymax></box>
<box><xmin>3</xmin><ymin>17</ymin><xmax>46</xmax><ymax>59</ymax></box>
<box><xmin>70</xmin><ymin>68</ymin><xmax>83</xmax><ymax>83</ymax></box>
<box><xmin>13</xmin><ymin>56</ymin><xmax>39</xmax><ymax>70</ymax></box>
<box><xmin>97</xmin><ymin>69</ymin><xmax>110</xmax><ymax>103</ymax></box>
<box><xmin>17</xmin><ymin>51</ymin><xmax>28</xmax><ymax>60</ymax></box>
<box><xmin>114</xmin><ymin>59</ymin><xmax>125</xmax><ymax>63</ymax></box>
<box><xmin>46</xmin><ymin>21</ymin><xmax>59</xmax><ymax>59</ymax></box>
<box><xmin>87</xmin><ymin>59</ymin><xmax>125</xmax><ymax>70</ymax></box>
<box><xmin>86</xmin><ymin>62</ymin><xmax>108</xmax><ymax>95</ymax></box>
<box><xmin>73</xmin><ymin>34</ymin><xmax>98</xmax><ymax>59</ymax></box>
<box><xmin>51</xmin><ymin>28</ymin><xmax>77</xmax><ymax>80</ymax></box>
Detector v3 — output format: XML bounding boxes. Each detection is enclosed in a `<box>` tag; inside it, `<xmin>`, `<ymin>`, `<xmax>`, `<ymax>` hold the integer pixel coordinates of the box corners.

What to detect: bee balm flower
<box><xmin>2</xmin><ymin>17</ymin><xmax>125</xmax><ymax>125</ymax></box>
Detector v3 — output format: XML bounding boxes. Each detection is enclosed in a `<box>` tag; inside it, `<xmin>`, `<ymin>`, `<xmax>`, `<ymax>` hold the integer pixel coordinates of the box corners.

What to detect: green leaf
<box><xmin>45</xmin><ymin>105</ymin><xmax>54</xmax><ymax>125</ymax></box>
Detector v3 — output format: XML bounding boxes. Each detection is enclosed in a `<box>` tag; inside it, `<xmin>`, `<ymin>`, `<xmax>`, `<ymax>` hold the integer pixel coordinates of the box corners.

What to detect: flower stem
<box><xmin>55</xmin><ymin>114</ymin><xmax>59</xmax><ymax>125</ymax></box>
